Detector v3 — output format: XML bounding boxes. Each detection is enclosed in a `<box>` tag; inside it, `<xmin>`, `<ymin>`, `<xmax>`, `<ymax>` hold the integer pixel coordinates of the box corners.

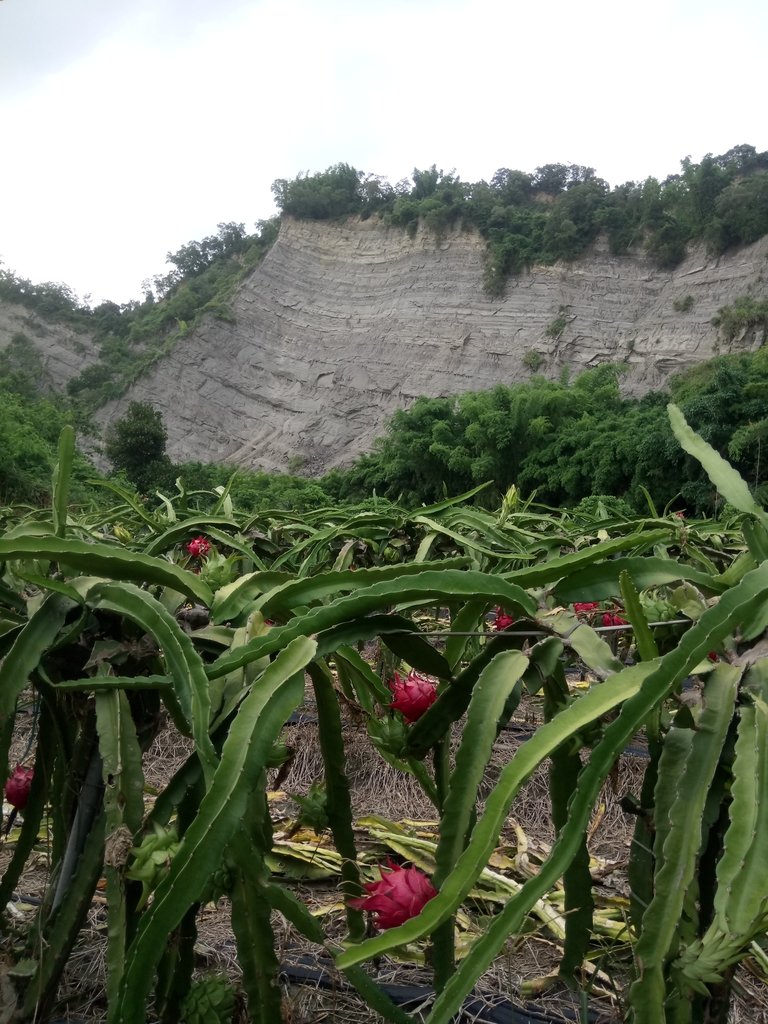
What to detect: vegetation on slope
<box><xmin>3</xmin><ymin>144</ymin><xmax>768</xmax><ymax>513</ymax></box>
<box><xmin>322</xmin><ymin>354</ymin><xmax>768</xmax><ymax>515</ymax></box>
<box><xmin>5</xmin><ymin>345</ymin><xmax>768</xmax><ymax>519</ymax></box>
<box><xmin>272</xmin><ymin>145</ymin><xmax>768</xmax><ymax>294</ymax></box>
<box><xmin>0</xmin><ymin>342</ymin><xmax>99</xmax><ymax>506</ymax></box>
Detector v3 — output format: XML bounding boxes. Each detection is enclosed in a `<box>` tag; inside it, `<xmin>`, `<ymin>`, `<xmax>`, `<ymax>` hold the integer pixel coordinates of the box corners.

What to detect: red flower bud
<box><xmin>601</xmin><ymin>612</ymin><xmax>627</xmax><ymax>627</ymax></box>
<box><xmin>349</xmin><ymin>861</ymin><xmax>437</xmax><ymax>929</ymax></box>
<box><xmin>707</xmin><ymin>651</ymin><xmax>719</xmax><ymax>662</ymax></box>
<box><xmin>5</xmin><ymin>765</ymin><xmax>33</xmax><ymax>811</ymax></box>
<box><xmin>389</xmin><ymin>670</ymin><xmax>438</xmax><ymax>723</ymax></box>
<box><xmin>675</xmin><ymin>510</ymin><xmax>686</xmax><ymax>519</ymax></box>
<box><xmin>492</xmin><ymin>607</ymin><xmax>515</xmax><ymax>631</ymax></box>
<box><xmin>573</xmin><ymin>602</ymin><xmax>600</xmax><ymax>614</ymax></box>
<box><xmin>186</xmin><ymin>536</ymin><xmax>211</xmax><ymax>558</ymax></box>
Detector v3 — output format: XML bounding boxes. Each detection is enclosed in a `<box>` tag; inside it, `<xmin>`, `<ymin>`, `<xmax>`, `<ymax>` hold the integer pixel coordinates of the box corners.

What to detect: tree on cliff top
<box><xmin>271</xmin><ymin>163</ymin><xmax>365</xmax><ymax>220</ymax></box>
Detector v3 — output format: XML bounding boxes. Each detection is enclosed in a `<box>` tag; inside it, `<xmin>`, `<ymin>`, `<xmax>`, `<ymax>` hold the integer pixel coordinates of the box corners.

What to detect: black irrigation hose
<box><xmin>9</xmin><ymin>891</ymin><xmax>43</xmax><ymax>905</ymax></box>
<box><xmin>278</xmin><ymin>954</ymin><xmax>601</xmax><ymax>1024</ymax></box>
<box><xmin>47</xmin><ymin>978</ymin><xmax>598</xmax><ymax>1024</ymax></box>
<box><xmin>42</xmin><ymin>955</ymin><xmax>602</xmax><ymax>1024</ymax></box>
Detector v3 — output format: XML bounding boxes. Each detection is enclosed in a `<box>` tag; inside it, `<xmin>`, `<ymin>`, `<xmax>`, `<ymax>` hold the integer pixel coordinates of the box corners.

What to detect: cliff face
<box><xmin>96</xmin><ymin>218</ymin><xmax>767</xmax><ymax>474</ymax></box>
<box><xmin>0</xmin><ymin>302</ymin><xmax>99</xmax><ymax>390</ymax></box>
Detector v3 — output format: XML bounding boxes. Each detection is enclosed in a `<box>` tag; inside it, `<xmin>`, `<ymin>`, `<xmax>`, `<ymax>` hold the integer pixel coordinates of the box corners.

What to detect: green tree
<box><xmin>104</xmin><ymin>402</ymin><xmax>175</xmax><ymax>494</ymax></box>
<box><xmin>0</xmin><ymin>392</ymin><xmax>59</xmax><ymax>504</ymax></box>
<box><xmin>271</xmin><ymin>164</ymin><xmax>364</xmax><ymax>220</ymax></box>
<box><xmin>489</xmin><ymin>168</ymin><xmax>534</xmax><ymax>206</ymax></box>
<box><xmin>707</xmin><ymin>172</ymin><xmax>768</xmax><ymax>252</ymax></box>
<box><xmin>370</xmin><ymin>396</ymin><xmax>468</xmax><ymax>503</ymax></box>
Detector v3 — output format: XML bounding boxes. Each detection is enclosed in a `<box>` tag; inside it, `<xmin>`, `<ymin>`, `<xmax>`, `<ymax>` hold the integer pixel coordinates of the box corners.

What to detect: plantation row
<box><xmin>1</xmin><ymin>406</ymin><xmax>768</xmax><ymax>1023</ymax></box>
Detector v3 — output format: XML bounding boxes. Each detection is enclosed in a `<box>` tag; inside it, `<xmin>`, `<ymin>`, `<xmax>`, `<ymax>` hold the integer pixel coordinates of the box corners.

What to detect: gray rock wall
<box><xmin>96</xmin><ymin>217</ymin><xmax>768</xmax><ymax>474</ymax></box>
<box><xmin>0</xmin><ymin>302</ymin><xmax>99</xmax><ymax>390</ymax></box>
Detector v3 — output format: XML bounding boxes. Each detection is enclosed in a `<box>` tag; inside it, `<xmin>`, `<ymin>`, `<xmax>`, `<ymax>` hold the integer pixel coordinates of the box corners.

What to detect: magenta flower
<box><xmin>5</xmin><ymin>765</ymin><xmax>33</xmax><ymax>811</ymax></box>
<box><xmin>573</xmin><ymin>602</ymin><xmax>600</xmax><ymax>614</ymax></box>
<box><xmin>492</xmin><ymin>607</ymin><xmax>515</xmax><ymax>631</ymax></box>
<box><xmin>389</xmin><ymin>670</ymin><xmax>438</xmax><ymax>723</ymax></box>
<box><xmin>186</xmin><ymin>536</ymin><xmax>211</xmax><ymax>558</ymax></box>
<box><xmin>349</xmin><ymin>862</ymin><xmax>437</xmax><ymax>929</ymax></box>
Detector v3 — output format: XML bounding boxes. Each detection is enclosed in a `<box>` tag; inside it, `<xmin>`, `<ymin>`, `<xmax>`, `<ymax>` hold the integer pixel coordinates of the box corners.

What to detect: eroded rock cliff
<box><xmin>0</xmin><ymin>302</ymin><xmax>98</xmax><ymax>390</ymax></box>
<box><xmin>98</xmin><ymin>218</ymin><xmax>768</xmax><ymax>474</ymax></box>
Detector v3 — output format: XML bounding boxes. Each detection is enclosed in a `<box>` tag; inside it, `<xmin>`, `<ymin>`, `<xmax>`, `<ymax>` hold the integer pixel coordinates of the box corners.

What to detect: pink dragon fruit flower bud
<box><xmin>186</xmin><ymin>536</ymin><xmax>211</xmax><ymax>558</ymax></box>
<box><xmin>602</xmin><ymin>612</ymin><xmax>627</xmax><ymax>627</ymax></box>
<box><xmin>5</xmin><ymin>765</ymin><xmax>34</xmax><ymax>811</ymax></box>
<box><xmin>349</xmin><ymin>861</ymin><xmax>437</xmax><ymax>929</ymax></box>
<box><xmin>389</xmin><ymin>670</ymin><xmax>438</xmax><ymax>723</ymax></box>
<box><xmin>492</xmin><ymin>607</ymin><xmax>515</xmax><ymax>631</ymax></box>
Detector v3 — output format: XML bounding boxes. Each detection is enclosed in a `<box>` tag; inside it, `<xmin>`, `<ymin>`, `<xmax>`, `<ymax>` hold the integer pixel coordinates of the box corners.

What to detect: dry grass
<box><xmin>142</xmin><ymin>726</ymin><xmax>196</xmax><ymax>792</ymax></box>
<box><xmin>277</xmin><ymin>697</ymin><xmax>647</xmax><ymax>862</ymax></box>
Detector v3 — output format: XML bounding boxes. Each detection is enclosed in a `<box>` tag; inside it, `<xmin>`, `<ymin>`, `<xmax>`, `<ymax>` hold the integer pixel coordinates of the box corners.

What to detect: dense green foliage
<box><xmin>322</xmin><ymin>353</ymin><xmax>768</xmax><ymax>514</ymax></box>
<box><xmin>104</xmin><ymin>402</ymin><xmax>176</xmax><ymax>495</ymax></box>
<box><xmin>175</xmin><ymin>461</ymin><xmax>333</xmax><ymax>513</ymax></box>
<box><xmin>271</xmin><ymin>146</ymin><xmax>768</xmax><ymax>295</ymax></box>
<box><xmin>0</xmin><ymin>331</ymin><xmax>50</xmax><ymax>399</ymax></box>
<box><xmin>0</xmin><ymin>269</ymin><xmax>92</xmax><ymax>328</ymax></box>
<box><xmin>0</xmin><ymin>345</ymin><xmax>97</xmax><ymax>506</ymax></box>
<box><xmin>0</xmin><ymin>390</ymin><xmax>75</xmax><ymax>505</ymax></box>
<box><xmin>6</xmin><ymin>345</ymin><xmax>768</xmax><ymax>519</ymax></box>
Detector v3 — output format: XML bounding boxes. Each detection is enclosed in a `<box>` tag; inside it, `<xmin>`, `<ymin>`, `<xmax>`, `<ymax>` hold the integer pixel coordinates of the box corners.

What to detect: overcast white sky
<box><xmin>1</xmin><ymin>0</ymin><xmax>766</xmax><ymax>305</ymax></box>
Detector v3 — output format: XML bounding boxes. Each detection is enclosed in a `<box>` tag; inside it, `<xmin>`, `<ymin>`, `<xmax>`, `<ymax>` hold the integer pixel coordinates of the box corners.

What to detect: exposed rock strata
<box><xmin>0</xmin><ymin>302</ymin><xmax>98</xmax><ymax>389</ymax></box>
<box><xmin>94</xmin><ymin>218</ymin><xmax>768</xmax><ymax>474</ymax></box>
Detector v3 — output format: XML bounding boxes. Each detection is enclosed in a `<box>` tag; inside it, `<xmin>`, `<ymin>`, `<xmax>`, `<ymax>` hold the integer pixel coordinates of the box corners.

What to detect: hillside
<box><xmin>91</xmin><ymin>216</ymin><xmax>768</xmax><ymax>475</ymax></box>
